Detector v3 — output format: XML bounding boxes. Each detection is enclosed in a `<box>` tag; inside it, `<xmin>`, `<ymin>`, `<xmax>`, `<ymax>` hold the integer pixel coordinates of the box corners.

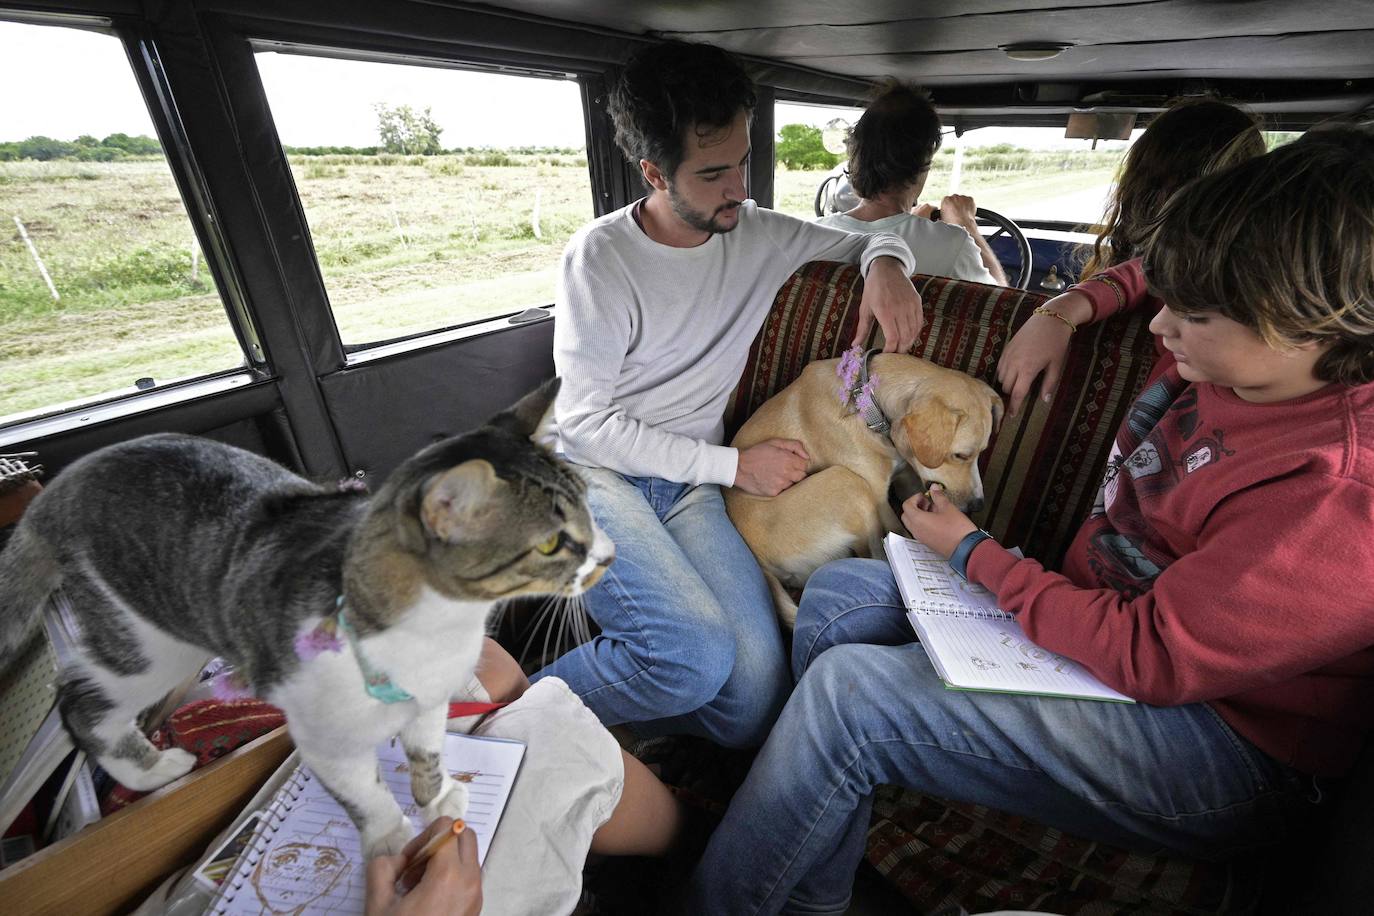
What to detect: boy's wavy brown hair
<box><xmin>1141</xmin><ymin>119</ymin><xmax>1374</xmax><ymax>386</ymax></box>
<box><xmin>1081</xmin><ymin>98</ymin><xmax>1264</xmax><ymax>278</ymax></box>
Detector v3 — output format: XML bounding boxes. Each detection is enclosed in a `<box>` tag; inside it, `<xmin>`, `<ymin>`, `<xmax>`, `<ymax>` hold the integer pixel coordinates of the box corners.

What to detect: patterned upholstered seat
<box><xmin>725</xmin><ymin>262</ymin><xmax>1259</xmax><ymax>914</ymax></box>
<box><xmin>726</xmin><ymin>261</ymin><xmax>1161</xmax><ymax>568</ymax></box>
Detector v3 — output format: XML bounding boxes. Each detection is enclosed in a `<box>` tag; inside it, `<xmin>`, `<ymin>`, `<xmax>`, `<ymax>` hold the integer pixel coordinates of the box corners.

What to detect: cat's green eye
<box><xmin>535</xmin><ymin>533</ymin><xmax>563</xmax><ymax>555</ymax></box>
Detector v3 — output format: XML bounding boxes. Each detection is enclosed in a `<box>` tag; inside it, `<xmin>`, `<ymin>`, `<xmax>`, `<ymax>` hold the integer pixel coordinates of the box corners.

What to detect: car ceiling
<box><xmin>465</xmin><ymin>0</ymin><xmax>1374</xmax><ymax>127</ymax></box>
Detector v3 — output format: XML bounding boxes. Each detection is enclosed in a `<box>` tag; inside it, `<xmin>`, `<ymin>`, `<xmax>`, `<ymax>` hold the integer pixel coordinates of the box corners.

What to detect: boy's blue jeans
<box><xmin>532</xmin><ymin>467</ymin><xmax>790</xmax><ymax>748</ymax></box>
<box><xmin>689</xmin><ymin>558</ymin><xmax>1317</xmax><ymax>914</ymax></box>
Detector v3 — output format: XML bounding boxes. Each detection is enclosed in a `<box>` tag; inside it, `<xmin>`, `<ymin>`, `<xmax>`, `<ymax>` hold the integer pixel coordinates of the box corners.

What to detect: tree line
<box><xmin>0</xmin><ymin>133</ymin><xmax>162</xmax><ymax>161</ymax></box>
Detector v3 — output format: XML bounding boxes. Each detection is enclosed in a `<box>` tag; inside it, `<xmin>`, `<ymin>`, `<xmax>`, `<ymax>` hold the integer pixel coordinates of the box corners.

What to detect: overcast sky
<box><xmin>2</xmin><ymin>19</ymin><xmax>1129</xmax><ymax>152</ymax></box>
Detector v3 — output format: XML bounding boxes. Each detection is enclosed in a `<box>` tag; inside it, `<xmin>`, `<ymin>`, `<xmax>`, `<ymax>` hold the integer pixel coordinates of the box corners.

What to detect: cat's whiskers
<box><xmin>518</xmin><ymin>594</ymin><xmax>561</xmax><ymax>667</ymax></box>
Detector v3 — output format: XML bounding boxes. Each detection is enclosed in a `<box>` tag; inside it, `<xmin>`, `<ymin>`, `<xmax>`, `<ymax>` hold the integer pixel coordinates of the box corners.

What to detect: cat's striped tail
<box><xmin>0</xmin><ymin>523</ymin><xmax>59</xmax><ymax>668</ymax></box>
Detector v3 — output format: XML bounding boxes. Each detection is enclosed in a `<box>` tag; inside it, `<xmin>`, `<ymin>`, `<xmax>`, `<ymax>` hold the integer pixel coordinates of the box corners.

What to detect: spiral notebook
<box><xmin>883</xmin><ymin>533</ymin><xmax>1133</xmax><ymax>702</ymax></box>
<box><xmin>208</xmin><ymin>732</ymin><xmax>525</xmax><ymax>915</ymax></box>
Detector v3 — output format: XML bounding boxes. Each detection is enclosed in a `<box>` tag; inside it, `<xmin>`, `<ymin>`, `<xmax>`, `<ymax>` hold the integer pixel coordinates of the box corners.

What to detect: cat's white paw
<box><xmin>362</xmin><ymin>811</ymin><xmax>414</xmax><ymax>859</ymax></box>
<box><xmin>422</xmin><ymin>778</ymin><xmax>469</xmax><ymax>823</ymax></box>
<box><xmin>103</xmin><ymin>747</ymin><xmax>197</xmax><ymax>791</ymax></box>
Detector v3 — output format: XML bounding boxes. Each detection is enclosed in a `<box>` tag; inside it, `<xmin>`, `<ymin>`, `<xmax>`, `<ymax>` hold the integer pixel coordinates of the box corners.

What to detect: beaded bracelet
<box><xmin>1033</xmin><ymin>305</ymin><xmax>1077</xmax><ymax>332</ymax></box>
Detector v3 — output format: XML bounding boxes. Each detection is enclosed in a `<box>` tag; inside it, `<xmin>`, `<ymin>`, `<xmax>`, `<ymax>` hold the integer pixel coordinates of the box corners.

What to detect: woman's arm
<box><xmin>996</xmin><ymin>258</ymin><xmax>1152</xmax><ymax>416</ymax></box>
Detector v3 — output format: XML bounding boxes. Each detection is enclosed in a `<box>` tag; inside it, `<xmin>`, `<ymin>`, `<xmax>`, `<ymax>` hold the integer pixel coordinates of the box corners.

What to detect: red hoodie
<box><xmin>969</xmin><ymin>259</ymin><xmax>1374</xmax><ymax>777</ymax></box>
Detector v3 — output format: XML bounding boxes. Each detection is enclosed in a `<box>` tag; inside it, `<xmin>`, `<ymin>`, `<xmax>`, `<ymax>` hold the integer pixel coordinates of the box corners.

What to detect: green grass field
<box><xmin>1</xmin><ymin>151</ymin><xmax>1121</xmax><ymax>420</ymax></box>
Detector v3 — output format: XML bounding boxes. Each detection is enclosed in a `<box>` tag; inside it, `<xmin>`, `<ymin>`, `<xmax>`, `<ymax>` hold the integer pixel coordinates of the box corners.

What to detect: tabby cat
<box><xmin>0</xmin><ymin>379</ymin><xmax>612</xmax><ymax>857</ymax></box>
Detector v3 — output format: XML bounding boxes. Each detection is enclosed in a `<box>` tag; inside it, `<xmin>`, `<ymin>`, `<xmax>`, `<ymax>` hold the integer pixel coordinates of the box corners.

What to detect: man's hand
<box><xmin>365</xmin><ymin>817</ymin><xmax>482</xmax><ymax>916</ymax></box>
<box><xmin>852</xmin><ymin>256</ymin><xmax>923</xmax><ymax>353</ymax></box>
<box><xmin>734</xmin><ymin>438</ymin><xmax>809</xmax><ymax>497</ymax></box>
<box><xmin>901</xmin><ymin>484</ymin><xmax>979</xmax><ymax>559</ymax></box>
<box><xmin>935</xmin><ymin>193</ymin><xmax>978</xmax><ymax>231</ymax></box>
<box><xmin>923</xmin><ymin>194</ymin><xmax>1009</xmax><ymax>286</ymax></box>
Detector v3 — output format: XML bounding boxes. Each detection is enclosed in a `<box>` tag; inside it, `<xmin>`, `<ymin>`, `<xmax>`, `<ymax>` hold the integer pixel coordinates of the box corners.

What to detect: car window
<box><xmin>0</xmin><ymin>20</ymin><xmax>246</xmax><ymax>425</ymax></box>
<box><xmin>254</xmin><ymin>51</ymin><xmax>594</xmax><ymax>348</ymax></box>
<box><xmin>772</xmin><ymin>100</ymin><xmax>864</xmax><ymax>219</ymax></box>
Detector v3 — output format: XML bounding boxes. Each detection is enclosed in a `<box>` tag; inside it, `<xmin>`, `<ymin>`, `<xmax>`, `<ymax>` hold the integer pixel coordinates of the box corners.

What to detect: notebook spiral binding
<box><xmin>211</xmin><ymin>768</ymin><xmax>313</xmax><ymax>912</ymax></box>
<box><xmin>920</xmin><ymin>601</ymin><xmax>1014</xmax><ymax>620</ymax></box>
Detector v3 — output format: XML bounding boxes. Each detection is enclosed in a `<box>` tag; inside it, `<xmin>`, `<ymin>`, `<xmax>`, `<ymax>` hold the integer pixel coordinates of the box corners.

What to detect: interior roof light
<box><xmin>1000</xmin><ymin>43</ymin><xmax>1074</xmax><ymax>62</ymax></box>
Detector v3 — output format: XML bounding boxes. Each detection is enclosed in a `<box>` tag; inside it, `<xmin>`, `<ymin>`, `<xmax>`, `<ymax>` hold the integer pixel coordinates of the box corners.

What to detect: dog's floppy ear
<box><xmin>902</xmin><ymin>400</ymin><xmax>962</xmax><ymax>468</ymax></box>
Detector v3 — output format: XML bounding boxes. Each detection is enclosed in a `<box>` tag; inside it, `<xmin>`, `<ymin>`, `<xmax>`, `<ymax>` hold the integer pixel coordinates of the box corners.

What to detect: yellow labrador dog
<box><xmin>725</xmin><ymin>351</ymin><xmax>1003</xmax><ymax>626</ymax></box>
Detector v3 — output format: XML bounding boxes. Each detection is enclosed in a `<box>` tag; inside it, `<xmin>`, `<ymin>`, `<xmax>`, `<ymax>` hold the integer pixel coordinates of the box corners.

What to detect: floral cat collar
<box><xmin>295</xmin><ymin>597</ymin><xmax>416</xmax><ymax>704</ymax></box>
<box><xmin>836</xmin><ymin>346</ymin><xmax>891</xmax><ymax>435</ymax></box>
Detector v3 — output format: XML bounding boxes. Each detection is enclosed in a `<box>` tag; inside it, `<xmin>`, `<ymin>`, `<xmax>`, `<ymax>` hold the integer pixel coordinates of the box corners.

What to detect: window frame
<box><xmin>0</xmin><ymin>11</ymin><xmax>264</xmax><ymax>434</ymax></box>
<box><xmin>245</xmin><ymin>37</ymin><xmax>599</xmax><ymax>355</ymax></box>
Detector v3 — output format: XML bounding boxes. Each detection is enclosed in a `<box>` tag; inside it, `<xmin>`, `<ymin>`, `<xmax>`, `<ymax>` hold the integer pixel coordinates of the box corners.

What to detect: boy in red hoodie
<box><xmin>689</xmin><ymin>121</ymin><xmax>1374</xmax><ymax>915</ymax></box>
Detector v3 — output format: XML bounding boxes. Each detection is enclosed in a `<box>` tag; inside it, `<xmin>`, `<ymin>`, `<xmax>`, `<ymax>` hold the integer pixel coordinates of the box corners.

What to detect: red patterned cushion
<box><xmin>726</xmin><ymin>262</ymin><xmax>1159</xmax><ymax>568</ymax></box>
<box><xmin>101</xmin><ymin>698</ymin><xmax>285</xmax><ymax>814</ymax></box>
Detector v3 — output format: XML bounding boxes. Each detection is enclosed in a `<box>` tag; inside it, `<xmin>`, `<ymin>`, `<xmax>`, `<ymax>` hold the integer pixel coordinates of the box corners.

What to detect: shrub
<box><xmin>464</xmin><ymin>152</ymin><xmax>515</xmax><ymax>167</ymax></box>
<box><xmin>18</xmin><ymin>136</ymin><xmax>78</xmax><ymax>161</ymax></box>
<box><xmin>303</xmin><ymin>162</ymin><xmax>346</xmax><ymax>179</ymax></box>
<box><xmin>99</xmin><ymin>133</ymin><xmax>161</xmax><ymax>155</ymax></box>
<box><xmin>428</xmin><ymin>159</ymin><xmax>466</xmax><ymax>176</ymax></box>
<box><xmin>776</xmin><ymin>124</ymin><xmax>841</xmax><ymax>170</ymax></box>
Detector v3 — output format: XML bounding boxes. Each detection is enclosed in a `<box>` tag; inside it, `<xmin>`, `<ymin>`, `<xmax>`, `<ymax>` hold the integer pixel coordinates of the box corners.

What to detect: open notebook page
<box><xmin>885</xmin><ymin>533</ymin><xmax>1133</xmax><ymax>703</ymax></box>
<box><xmin>212</xmin><ymin>731</ymin><xmax>524</xmax><ymax>915</ymax></box>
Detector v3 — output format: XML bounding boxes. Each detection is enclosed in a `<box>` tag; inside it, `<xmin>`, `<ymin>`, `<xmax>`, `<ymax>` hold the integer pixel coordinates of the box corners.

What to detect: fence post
<box><xmin>13</xmin><ymin>216</ymin><xmax>60</xmax><ymax>302</ymax></box>
<box><xmin>949</xmin><ymin>134</ymin><xmax>965</xmax><ymax>193</ymax></box>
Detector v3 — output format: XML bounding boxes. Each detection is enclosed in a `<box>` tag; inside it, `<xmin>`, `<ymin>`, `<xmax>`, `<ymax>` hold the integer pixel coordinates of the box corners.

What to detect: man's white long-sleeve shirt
<box><xmin>553</xmin><ymin>199</ymin><xmax>915</xmax><ymax>487</ymax></box>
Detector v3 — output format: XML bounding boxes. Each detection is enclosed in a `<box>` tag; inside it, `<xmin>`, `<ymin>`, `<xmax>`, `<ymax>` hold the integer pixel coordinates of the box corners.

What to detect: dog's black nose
<box><xmin>965</xmin><ymin>497</ymin><xmax>985</xmax><ymax>515</ymax></box>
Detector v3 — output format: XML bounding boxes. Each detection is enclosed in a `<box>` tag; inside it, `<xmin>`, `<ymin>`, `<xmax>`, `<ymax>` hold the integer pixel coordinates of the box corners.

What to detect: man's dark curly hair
<box><xmin>846</xmin><ymin>81</ymin><xmax>942</xmax><ymax>200</ymax></box>
<box><xmin>607</xmin><ymin>41</ymin><xmax>756</xmax><ymax>183</ymax></box>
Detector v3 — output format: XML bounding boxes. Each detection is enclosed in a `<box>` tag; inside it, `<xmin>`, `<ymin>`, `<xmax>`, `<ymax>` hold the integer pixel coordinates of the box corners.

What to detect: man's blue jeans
<box><xmin>532</xmin><ymin>467</ymin><xmax>790</xmax><ymax>748</ymax></box>
<box><xmin>689</xmin><ymin>558</ymin><xmax>1317</xmax><ymax>914</ymax></box>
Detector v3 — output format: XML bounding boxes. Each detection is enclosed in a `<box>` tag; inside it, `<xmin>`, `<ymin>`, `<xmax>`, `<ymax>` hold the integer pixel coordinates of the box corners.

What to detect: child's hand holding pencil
<box><xmin>365</xmin><ymin>817</ymin><xmax>482</xmax><ymax>916</ymax></box>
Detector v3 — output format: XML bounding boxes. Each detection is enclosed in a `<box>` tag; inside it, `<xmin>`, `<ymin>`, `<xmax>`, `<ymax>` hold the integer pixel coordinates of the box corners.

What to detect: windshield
<box><xmin>916</xmin><ymin>126</ymin><xmax>1131</xmax><ymax>225</ymax></box>
<box><xmin>773</xmin><ymin>102</ymin><xmax>1131</xmax><ymax>226</ymax></box>
<box><xmin>774</xmin><ymin>102</ymin><xmax>1299</xmax><ymax>229</ymax></box>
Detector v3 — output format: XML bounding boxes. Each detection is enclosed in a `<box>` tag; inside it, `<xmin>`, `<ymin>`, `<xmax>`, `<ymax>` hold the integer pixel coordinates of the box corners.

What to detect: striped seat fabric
<box><xmin>726</xmin><ymin>261</ymin><xmax>1159</xmax><ymax>568</ymax></box>
<box><xmin>726</xmin><ymin>262</ymin><xmax>1254</xmax><ymax>913</ymax></box>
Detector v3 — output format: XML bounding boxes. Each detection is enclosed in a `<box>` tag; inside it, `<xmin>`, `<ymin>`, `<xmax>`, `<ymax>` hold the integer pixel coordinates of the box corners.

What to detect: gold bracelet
<box><xmin>1033</xmin><ymin>305</ymin><xmax>1076</xmax><ymax>332</ymax></box>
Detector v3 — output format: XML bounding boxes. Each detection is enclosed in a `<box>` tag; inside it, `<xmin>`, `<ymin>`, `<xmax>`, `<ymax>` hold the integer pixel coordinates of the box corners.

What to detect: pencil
<box><xmin>395</xmin><ymin>818</ymin><xmax>465</xmax><ymax>893</ymax></box>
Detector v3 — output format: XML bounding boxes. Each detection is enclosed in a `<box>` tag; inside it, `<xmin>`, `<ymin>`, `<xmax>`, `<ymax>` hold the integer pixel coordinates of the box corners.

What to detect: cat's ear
<box><xmin>496</xmin><ymin>378</ymin><xmax>560</xmax><ymax>442</ymax></box>
<box><xmin>416</xmin><ymin>459</ymin><xmax>506</xmax><ymax>545</ymax></box>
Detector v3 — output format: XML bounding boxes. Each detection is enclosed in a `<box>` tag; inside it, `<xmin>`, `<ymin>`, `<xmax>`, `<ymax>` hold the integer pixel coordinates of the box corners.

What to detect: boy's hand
<box><xmin>735</xmin><ymin>438</ymin><xmax>809</xmax><ymax>497</ymax></box>
<box><xmin>901</xmin><ymin>484</ymin><xmax>978</xmax><ymax>558</ymax></box>
<box><xmin>365</xmin><ymin>817</ymin><xmax>481</xmax><ymax>916</ymax></box>
<box><xmin>853</xmin><ymin>256</ymin><xmax>923</xmax><ymax>353</ymax></box>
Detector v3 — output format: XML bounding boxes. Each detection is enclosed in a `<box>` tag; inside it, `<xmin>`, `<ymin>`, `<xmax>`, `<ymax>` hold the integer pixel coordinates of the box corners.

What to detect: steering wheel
<box><xmin>939</xmin><ymin>206</ymin><xmax>1034</xmax><ymax>291</ymax></box>
<box><xmin>814</xmin><ymin>166</ymin><xmax>1034</xmax><ymax>290</ymax></box>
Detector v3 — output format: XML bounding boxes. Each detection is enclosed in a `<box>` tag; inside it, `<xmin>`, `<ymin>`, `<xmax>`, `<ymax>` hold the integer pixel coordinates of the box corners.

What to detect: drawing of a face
<box><xmin>253</xmin><ymin>840</ymin><xmax>352</xmax><ymax>914</ymax></box>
